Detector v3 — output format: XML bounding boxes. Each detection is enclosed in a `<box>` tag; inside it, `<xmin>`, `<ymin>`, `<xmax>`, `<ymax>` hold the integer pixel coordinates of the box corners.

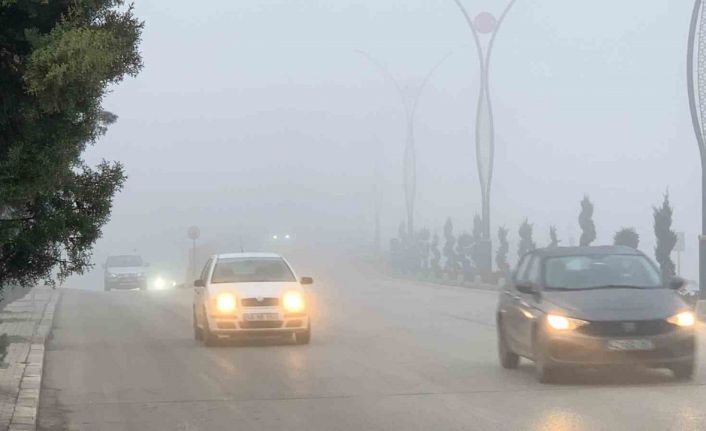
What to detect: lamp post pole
<box><xmin>687</xmin><ymin>0</ymin><xmax>706</xmax><ymax>306</ymax></box>
<box><xmin>452</xmin><ymin>0</ymin><xmax>518</xmax><ymax>272</ymax></box>
<box><xmin>356</xmin><ymin>51</ymin><xmax>451</xmax><ymax>238</ymax></box>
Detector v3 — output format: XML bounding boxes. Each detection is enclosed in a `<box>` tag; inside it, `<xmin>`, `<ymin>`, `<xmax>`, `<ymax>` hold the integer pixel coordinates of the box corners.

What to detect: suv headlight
<box><xmin>546</xmin><ymin>314</ymin><xmax>589</xmax><ymax>331</ymax></box>
<box><xmin>283</xmin><ymin>291</ymin><xmax>305</xmax><ymax>313</ymax></box>
<box><xmin>667</xmin><ymin>311</ymin><xmax>695</xmax><ymax>327</ymax></box>
<box><xmin>215</xmin><ymin>293</ymin><xmax>237</xmax><ymax>314</ymax></box>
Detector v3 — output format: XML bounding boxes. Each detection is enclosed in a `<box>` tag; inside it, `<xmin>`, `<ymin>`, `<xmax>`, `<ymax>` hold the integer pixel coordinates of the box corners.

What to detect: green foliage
<box><xmin>579</xmin><ymin>195</ymin><xmax>596</xmax><ymax>246</ymax></box>
<box><xmin>654</xmin><ymin>193</ymin><xmax>677</xmax><ymax>276</ymax></box>
<box><xmin>496</xmin><ymin>226</ymin><xmax>509</xmax><ymax>274</ymax></box>
<box><xmin>548</xmin><ymin>226</ymin><xmax>559</xmax><ymax>248</ymax></box>
<box><xmin>0</xmin><ymin>1</ymin><xmax>143</xmax><ymax>287</ymax></box>
<box><xmin>518</xmin><ymin>219</ymin><xmax>536</xmax><ymax>258</ymax></box>
<box><xmin>443</xmin><ymin>218</ymin><xmax>457</xmax><ymax>277</ymax></box>
<box><xmin>614</xmin><ymin>227</ymin><xmax>640</xmax><ymax>249</ymax></box>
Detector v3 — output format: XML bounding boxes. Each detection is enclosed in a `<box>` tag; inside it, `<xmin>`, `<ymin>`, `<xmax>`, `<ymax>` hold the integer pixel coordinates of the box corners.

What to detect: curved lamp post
<box><xmin>452</xmin><ymin>0</ymin><xmax>518</xmax><ymax>271</ymax></box>
<box><xmin>688</xmin><ymin>0</ymin><xmax>706</xmax><ymax>302</ymax></box>
<box><xmin>356</xmin><ymin>51</ymin><xmax>451</xmax><ymax>237</ymax></box>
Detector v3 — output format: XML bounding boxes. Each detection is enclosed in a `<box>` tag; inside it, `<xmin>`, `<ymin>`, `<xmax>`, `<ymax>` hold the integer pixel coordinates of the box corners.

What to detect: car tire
<box><xmin>670</xmin><ymin>360</ymin><xmax>695</xmax><ymax>380</ymax></box>
<box><xmin>534</xmin><ymin>329</ymin><xmax>560</xmax><ymax>384</ymax></box>
<box><xmin>295</xmin><ymin>323</ymin><xmax>311</xmax><ymax>345</ymax></box>
<box><xmin>497</xmin><ymin>320</ymin><xmax>520</xmax><ymax>369</ymax></box>
<box><xmin>193</xmin><ymin>309</ymin><xmax>203</xmax><ymax>341</ymax></box>
<box><xmin>202</xmin><ymin>309</ymin><xmax>219</xmax><ymax>347</ymax></box>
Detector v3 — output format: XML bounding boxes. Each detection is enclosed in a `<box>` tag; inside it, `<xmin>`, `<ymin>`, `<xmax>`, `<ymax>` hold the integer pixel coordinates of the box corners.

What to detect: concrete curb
<box><xmin>8</xmin><ymin>290</ymin><xmax>59</xmax><ymax>431</ymax></box>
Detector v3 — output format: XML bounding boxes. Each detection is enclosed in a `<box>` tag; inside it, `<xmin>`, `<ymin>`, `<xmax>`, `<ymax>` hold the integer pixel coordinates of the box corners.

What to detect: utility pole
<box><xmin>451</xmin><ymin>0</ymin><xmax>518</xmax><ymax>271</ymax></box>
<box><xmin>356</xmin><ymin>50</ymin><xmax>451</xmax><ymax>238</ymax></box>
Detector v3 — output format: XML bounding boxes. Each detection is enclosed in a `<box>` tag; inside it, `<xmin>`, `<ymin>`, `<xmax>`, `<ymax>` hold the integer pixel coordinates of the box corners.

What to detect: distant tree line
<box><xmin>389</xmin><ymin>192</ymin><xmax>680</xmax><ymax>283</ymax></box>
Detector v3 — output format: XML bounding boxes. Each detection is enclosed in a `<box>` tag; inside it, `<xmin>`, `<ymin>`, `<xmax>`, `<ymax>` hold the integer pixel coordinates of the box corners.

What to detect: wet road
<box><xmin>39</xmin><ymin>257</ymin><xmax>706</xmax><ymax>430</ymax></box>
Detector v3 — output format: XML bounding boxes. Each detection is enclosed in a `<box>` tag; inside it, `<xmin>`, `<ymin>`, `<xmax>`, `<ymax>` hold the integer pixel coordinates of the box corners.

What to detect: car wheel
<box><xmin>670</xmin><ymin>360</ymin><xmax>695</xmax><ymax>380</ymax></box>
<box><xmin>193</xmin><ymin>309</ymin><xmax>203</xmax><ymax>341</ymax></box>
<box><xmin>202</xmin><ymin>309</ymin><xmax>219</xmax><ymax>347</ymax></box>
<box><xmin>534</xmin><ymin>329</ymin><xmax>559</xmax><ymax>384</ymax></box>
<box><xmin>295</xmin><ymin>323</ymin><xmax>311</xmax><ymax>345</ymax></box>
<box><xmin>497</xmin><ymin>319</ymin><xmax>519</xmax><ymax>369</ymax></box>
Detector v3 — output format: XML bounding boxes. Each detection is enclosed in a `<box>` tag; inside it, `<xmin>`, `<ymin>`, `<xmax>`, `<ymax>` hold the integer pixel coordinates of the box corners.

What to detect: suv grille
<box><xmin>240</xmin><ymin>321</ymin><xmax>283</xmax><ymax>329</ymax></box>
<box><xmin>577</xmin><ymin>319</ymin><xmax>675</xmax><ymax>337</ymax></box>
<box><xmin>241</xmin><ymin>297</ymin><xmax>279</xmax><ymax>307</ymax></box>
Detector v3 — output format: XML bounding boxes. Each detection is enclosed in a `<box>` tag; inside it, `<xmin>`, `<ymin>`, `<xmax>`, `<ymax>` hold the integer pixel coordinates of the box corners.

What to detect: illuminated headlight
<box><xmin>216</xmin><ymin>293</ymin><xmax>237</xmax><ymax>314</ymax></box>
<box><xmin>667</xmin><ymin>311</ymin><xmax>695</xmax><ymax>327</ymax></box>
<box><xmin>153</xmin><ymin>277</ymin><xmax>166</xmax><ymax>290</ymax></box>
<box><xmin>282</xmin><ymin>291</ymin><xmax>305</xmax><ymax>313</ymax></box>
<box><xmin>546</xmin><ymin>314</ymin><xmax>588</xmax><ymax>331</ymax></box>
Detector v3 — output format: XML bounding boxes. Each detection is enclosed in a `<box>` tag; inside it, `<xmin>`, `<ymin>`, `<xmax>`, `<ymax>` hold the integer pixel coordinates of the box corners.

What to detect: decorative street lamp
<box><xmin>356</xmin><ymin>50</ymin><xmax>451</xmax><ymax>237</ymax></box>
<box><xmin>452</xmin><ymin>0</ymin><xmax>518</xmax><ymax>271</ymax></box>
<box><xmin>687</xmin><ymin>0</ymin><xmax>706</xmax><ymax>305</ymax></box>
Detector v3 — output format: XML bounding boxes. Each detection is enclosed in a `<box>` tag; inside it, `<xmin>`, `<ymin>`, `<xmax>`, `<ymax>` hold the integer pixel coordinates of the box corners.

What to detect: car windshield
<box><xmin>106</xmin><ymin>255</ymin><xmax>143</xmax><ymax>268</ymax></box>
<box><xmin>544</xmin><ymin>254</ymin><xmax>663</xmax><ymax>290</ymax></box>
<box><xmin>211</xmin><ymin>258</ymin><xmax>295</xmax><ymax>283</ymax></box>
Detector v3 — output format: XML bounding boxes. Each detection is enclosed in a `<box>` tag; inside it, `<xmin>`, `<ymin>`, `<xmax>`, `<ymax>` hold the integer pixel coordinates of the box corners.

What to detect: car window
<box><xmin>106</xmin><ymin>255</ymin><xmax>143</xmax><ymax>267</ymax></box>
<box><xmin>514</xmin><ymin>255</ymin><xmax>532</xmax><ymax>284</ymax></box>
<box><xmin>200</xmin><ymin>259</ymin><xmax>212</xmax><ymax>282</ymax></box>
<box><xmin>211</xmin><ymin>258</ymin><xmax>296</xmax><ymax>283</ymax></box>
<box><xmin>526</xmin><ymin>256</ymin><xmax>541</xmax><ymax>284</ymax></box>
<box><xmin>544</xmin><ymin>254</ymin><xmax>662</xmax><ymax>289</ymax></box>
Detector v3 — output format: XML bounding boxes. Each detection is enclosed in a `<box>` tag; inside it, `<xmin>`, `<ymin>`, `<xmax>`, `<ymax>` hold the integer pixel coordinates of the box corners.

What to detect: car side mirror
<box><xmin>194</xmin><ymin>279</ymin><xmax>205</xmax><ymax>288</ymax></box>
<box><xmin>515</xmin><ymin>282</ymin><xmax>536</xmax><ymax>295</ymax></box>
<box><xmin>668</xmin><ymin>276</ymin><xmax>686</xmax><ymax>290</ymax></box>
<box><xmin>300</xmin><ymin>277</ymin><xmax>313</xmax><ymax>285</ymax></box>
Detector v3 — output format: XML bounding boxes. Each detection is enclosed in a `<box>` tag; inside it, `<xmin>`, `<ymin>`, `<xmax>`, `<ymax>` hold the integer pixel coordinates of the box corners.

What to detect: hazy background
<box><xmin>69</xmin><ymin>0</ymin><xmax>699</xmax><ymax>287</ymax></box>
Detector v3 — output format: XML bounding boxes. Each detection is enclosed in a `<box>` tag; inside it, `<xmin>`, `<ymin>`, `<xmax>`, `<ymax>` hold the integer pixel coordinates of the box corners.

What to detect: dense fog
<box><xmin>68</xmin><ymin>0</ymin><xmax>699</xmax><ymax>287</ymax></box>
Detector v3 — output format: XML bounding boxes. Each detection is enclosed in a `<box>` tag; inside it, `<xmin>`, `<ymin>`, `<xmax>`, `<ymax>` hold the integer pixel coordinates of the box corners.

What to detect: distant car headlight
<box><xmin>215</xmin><ymin>293</ymin><xmax>237</xmax><ymax>314</ymax></box>
<box><xmin>667</xmin><ymin>311</ymin><xmax>695</xmax><ymax>327</ymax></box>
<box><xmin>282</xmin><ymin>291</ymin><xmax>305</xmax><ymax>313</ymax></box>
<box><xmin>546</xmin><ymin>314</ymin><xmax>588</xmax><ymax>331</ymax></box>
<box><xmin>153</xmin><ymin>276</ymin><xmax>167</xmax><ymax>290</ymax></box>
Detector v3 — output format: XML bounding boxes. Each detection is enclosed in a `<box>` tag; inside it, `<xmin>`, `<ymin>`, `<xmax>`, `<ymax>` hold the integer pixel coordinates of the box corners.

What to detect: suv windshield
<box><xmin>211</xmin><ymin>258</ymin><xmax>295</xmax><ymax>283</ymax></box>
<box><xmin>106</xmin><ymin>255</ymin><xmax>143</xmax><ymax>268</ymax></box>
<box><xmin>544</xmin><ymin>254</ymin><xmax>662</xmax><ymax>290</ymax></box>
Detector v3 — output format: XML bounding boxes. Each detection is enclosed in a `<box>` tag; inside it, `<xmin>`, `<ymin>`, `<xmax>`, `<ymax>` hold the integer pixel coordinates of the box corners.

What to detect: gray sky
<box><xmin>72</xmin><ymin>0</ymin><xmax>700</xmax><ymax>286</ymax></box>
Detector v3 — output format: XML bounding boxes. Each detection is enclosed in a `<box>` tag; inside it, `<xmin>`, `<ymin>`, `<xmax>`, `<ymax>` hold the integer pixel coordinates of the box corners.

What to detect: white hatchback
<box><xmin>192</xmin><ymin>252</ymin><xmax>312</xmax><ymax>345</ymax></box>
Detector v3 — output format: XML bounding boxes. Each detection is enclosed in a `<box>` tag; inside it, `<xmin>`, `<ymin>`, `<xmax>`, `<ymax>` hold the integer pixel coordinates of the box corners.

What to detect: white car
<box><xmin>192</xmin><ymin>252</ymin><xmax>312</xmax><ymax>345</ymax></box>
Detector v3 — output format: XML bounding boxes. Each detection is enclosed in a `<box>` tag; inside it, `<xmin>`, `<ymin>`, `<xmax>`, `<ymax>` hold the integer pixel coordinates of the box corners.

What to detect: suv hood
<box><xmin>106</xmin><ymin>267</ymin><xmax>145</xmax><ymax>275</ymax></box>
<box><xmin>208</xmin><ymin>282</ymin><xmax>302</xmax><ymax>299</ymax></box>
<box><xmin>541</xmin><ymin>288</ymin><xmax>686</xmax><ymax>321</ymax></box>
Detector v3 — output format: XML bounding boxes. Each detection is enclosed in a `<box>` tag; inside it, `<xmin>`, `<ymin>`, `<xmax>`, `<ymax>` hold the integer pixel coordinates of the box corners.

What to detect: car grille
<box><xmin>241</xmin><ymin>297</ymin><xmax>279</xmax><ymax>307</ymax></box>
<box><xmin>577</xmin><ymin>319</ymin><xmax>675</xmax><ymax>337</ymax></box>
<box><xmin>240</xmin><ymin>321</ymin><xmax>283</xmax><ymax>329</ymax></box>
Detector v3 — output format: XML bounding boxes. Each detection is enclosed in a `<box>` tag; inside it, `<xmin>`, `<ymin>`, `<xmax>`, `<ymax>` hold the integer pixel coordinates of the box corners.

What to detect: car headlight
<box><xmin>215</xmin><ymin>293</ymin><xmax>237</xmax><ymax>314</ymax></box>
<box><xmin>546</xmin><ymin>314</ymin><xmax>589</xmax><ymax>331</ymax></box>
<box><xmin>282</xmin><ymin>291</ymin><xmax>305</xmax><ymax>313</ymax></box>
<box><xmin>153</xmin><ymin>277</ymin><xmax>166</xmax><ymax>290</ymax></box>
<box><xmin>667</xmin><ymin>311</ymin><xmax>695</xmax><ymax>327</ymax></box>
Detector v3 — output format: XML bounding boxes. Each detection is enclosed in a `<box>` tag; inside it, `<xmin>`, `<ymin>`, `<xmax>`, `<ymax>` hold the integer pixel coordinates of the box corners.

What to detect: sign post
<box><xmin>187</xmin><ymin>226</ymin><xmax>200</xmax><ymax>282</ymax></box>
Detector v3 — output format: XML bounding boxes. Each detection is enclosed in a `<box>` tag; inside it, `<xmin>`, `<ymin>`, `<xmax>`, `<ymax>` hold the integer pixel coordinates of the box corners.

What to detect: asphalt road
<box><xmin>39</xmin><ymin>256</ymin><xmax>706</xmax><ymax>431</ymax></box>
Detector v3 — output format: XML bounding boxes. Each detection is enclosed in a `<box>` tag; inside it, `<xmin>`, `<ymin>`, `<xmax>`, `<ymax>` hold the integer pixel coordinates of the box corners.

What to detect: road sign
<box><xmin>187</xmin><ymin>226</ymin><xmax>200</xmax><ymax>240</ymax></box>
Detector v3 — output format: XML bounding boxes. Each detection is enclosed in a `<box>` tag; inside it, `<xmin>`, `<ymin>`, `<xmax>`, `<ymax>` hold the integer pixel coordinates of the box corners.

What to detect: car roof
<box><xmin>214</xmin><ymin>252</ymin><xmax>283</xmax><ymax>260</ymax></box>
<box><xmin>531</xmin><ymin>245</ymin><xmax>642</xmax><ymax>258</ymax></box>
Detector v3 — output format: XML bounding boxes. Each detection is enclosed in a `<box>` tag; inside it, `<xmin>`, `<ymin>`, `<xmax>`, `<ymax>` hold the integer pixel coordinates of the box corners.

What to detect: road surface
<box><xmin>39</xmin><ymin>255</ymin><xmax>706</xmax><ymax>430</ymax></box>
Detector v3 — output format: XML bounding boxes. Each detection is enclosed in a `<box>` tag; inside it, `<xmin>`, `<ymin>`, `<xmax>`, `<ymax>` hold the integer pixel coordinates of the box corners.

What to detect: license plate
<box><xmin>243</xmin><ymin>313</ymin><xmax>278</xmax><ymax>321</ymax></box>
<box><xmin>606</xmin><ymin>339</ymin><xmax>655</xmax><ymax>351</ymax></box>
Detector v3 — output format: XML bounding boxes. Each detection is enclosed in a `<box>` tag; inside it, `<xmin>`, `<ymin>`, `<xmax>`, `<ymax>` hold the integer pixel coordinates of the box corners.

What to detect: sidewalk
<box><xmin>0</xmin><ymin>287</ymin><xmax>59</xmax><ymax>431</ymax></box>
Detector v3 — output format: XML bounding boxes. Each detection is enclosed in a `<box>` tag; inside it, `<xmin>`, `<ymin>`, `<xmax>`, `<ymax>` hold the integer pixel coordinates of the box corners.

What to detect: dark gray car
<box><xmin>496</xmin><ymin>246</ymin><xmax>696</xmax><ymax>383</ymax></box>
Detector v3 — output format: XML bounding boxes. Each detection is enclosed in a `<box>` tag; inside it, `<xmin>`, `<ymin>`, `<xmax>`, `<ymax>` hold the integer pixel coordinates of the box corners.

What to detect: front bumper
<box><xmin>105</xmin><ymin>278</ymin><xmax>146</xmax><ymax>289</ymax></box>
<box><xmin>206</xmin><ymin>307</ymin><xmax>308</xmax><ymax>337</ymax></box>
<box><xmin>545</xmin><ymin>327</ymin><xmax>695</xmax><ymax>366</ymax></box>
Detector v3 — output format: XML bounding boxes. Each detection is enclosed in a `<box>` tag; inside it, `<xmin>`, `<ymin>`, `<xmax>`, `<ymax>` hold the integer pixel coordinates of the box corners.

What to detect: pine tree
<box><xmin>579</xmin><ymin>195</ymin><xmax>597</xmax><ymax>246</ymax></box>
<box><xmin>614</xmin><ymin>228</ymin><xmax>640</xmax><ymax>249</ymax></box>
<box><xmin>549</xmin><ymin>226</ymin><xmax>560</xmax><ymax>248</ymax></box>
<box><xmin>496</xmin><ymin>227</ymin><xmax>510</xmax><ymax>274</ymax></box>
<box><xmin>654</xmin><ymin>193</ymin><xmax>677</xmax><ymax>276</ymax></box>
<box><xmin>518</xmin><ymin>219</ymin><xmax>536</xmax><ymax>258</ymax></box>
